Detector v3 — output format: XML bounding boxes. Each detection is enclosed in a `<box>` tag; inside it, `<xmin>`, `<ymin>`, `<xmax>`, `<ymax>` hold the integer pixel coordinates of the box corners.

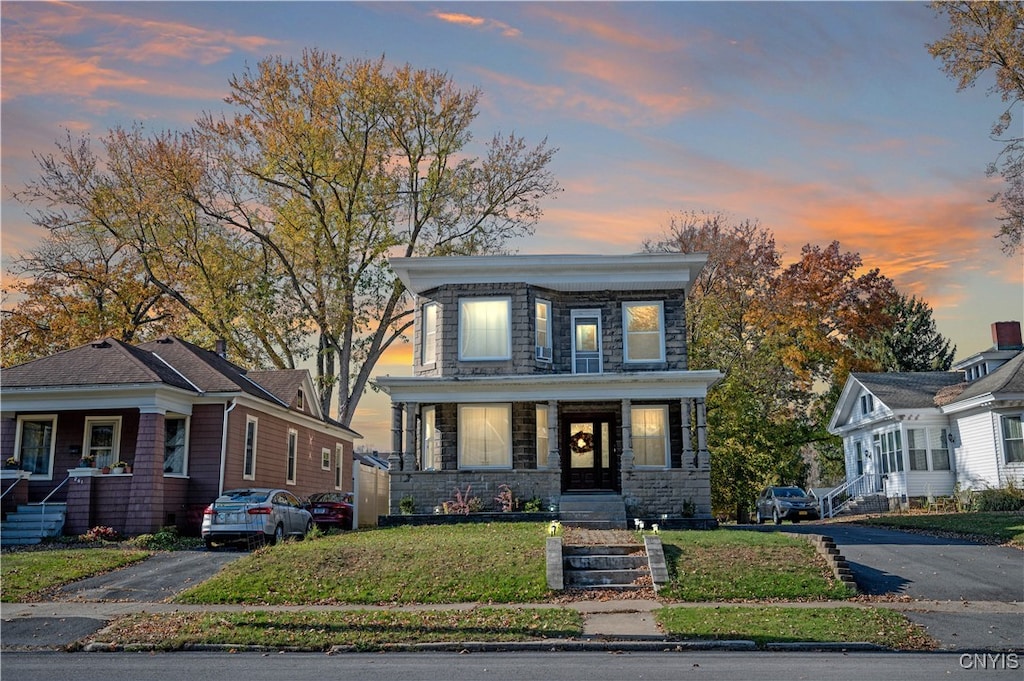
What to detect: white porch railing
<box><xmin>818</xmin><ymin>473</ymin><xmax>882</xmax><ymax>518</ymax></box>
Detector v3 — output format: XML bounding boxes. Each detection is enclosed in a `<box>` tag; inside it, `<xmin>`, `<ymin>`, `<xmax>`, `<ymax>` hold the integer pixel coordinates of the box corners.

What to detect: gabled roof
<box><xmin>851</xmin><ymin>371</ymin><xmax>964</xmax><ymax>409</ymax></box>
<box><xmin>939</xmin><ymin>350</ymin><xmax>1024</xmax><ymax>410</ymax></box>
<box><xmin>248</xmin><ymin>369</ymin><xmax>316</xmax><ymax>415</ymax></box>
<box><xmin>1</xmin><ymin>338</ymin><xmax>197</xmax><ymax>391</ymax></box>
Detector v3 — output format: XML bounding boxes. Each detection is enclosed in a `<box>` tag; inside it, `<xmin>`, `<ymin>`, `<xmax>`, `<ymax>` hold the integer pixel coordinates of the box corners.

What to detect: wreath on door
<box><xmin>569</xmin><ymin>430</ymin><xmax>594</xmax><ymax>454</ymax></box>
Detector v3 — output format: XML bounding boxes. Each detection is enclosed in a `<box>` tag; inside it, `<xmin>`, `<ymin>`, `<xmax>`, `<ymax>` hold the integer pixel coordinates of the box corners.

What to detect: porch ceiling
<box><xmin>375</xmin><ymin>370</ymin><xmax>723</xmax><ymax>403</ymax></box>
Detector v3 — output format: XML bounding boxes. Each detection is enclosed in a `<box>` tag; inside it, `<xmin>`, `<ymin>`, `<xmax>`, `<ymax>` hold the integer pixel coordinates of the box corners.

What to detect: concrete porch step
<box><xmin>561</xmin><ymin>536</ymin><xmax>649</xmax><ymax>590</ymax></box>
<box><xmin>1</xmin><ymin>503</ymin><xmax>67</xmax><ymax>547</ymax></box>
<box><xmin>558</xmin><ymin>494</ymin><xmax>627</xmax><ymax>529</ymax></box>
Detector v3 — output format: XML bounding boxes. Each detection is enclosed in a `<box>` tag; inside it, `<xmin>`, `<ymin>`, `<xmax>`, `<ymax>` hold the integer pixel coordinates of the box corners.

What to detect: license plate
<box><xmin>215</xmin><ymin>512</ymin><xmax>241</xmax><ymax>524</ymax></box>
<box><xmin>798</xmin><ymin>510</ymin><xmax>808</xmax><ymax>516</ymax></box>
<box><xmin>313</xmin><ymin>508</ymin><xmax>327</xmax><ymax>514</ymax></box>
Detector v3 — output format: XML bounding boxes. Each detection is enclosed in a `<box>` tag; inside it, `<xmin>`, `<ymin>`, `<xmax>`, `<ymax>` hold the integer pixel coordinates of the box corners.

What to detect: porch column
<box><xmin>696</xmin><ymin>398</ymin><xmax>710</xmax><ymax>470</ymax></box>
<box><xmin>124</xmin><ymin>410</ymin><xmax>165</xmax><ymax>535</ymax></box>
<box><xmin>403</xmin><ymin>402</ymin><xmax>418</xmax><ymax>471</ymax></box>
<box><xmin>546</xmin><ymin>401</ymin><xmax>561</xmax><ymax>470</ymax></box>
<box><xmin>388</xmin><ymin>403</ymin><xmax>403</xmax><ymax>471</ymax></box>
<box><xmin>620</xmin><ymin>399</ymin><xmax>634</xmax><ymax>470</ymax></box>
<box><xmin>63</xmin><ymin>469</ymin><xmax>97</xmax><ymax>535</ymax></box>
<box><xmin>681</xmin><ymin>399</ymin><xmax>695</xmax><ymax>469</ymax></box>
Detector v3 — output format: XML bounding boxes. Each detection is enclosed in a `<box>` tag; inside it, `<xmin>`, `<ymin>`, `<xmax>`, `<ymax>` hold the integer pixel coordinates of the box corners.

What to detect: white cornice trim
<box><xmin>375</xmin><ymin>370</ymin><xmax>723</xmax><ymax>402</ymax></box>
<box><xmin>0</xmin><ymin>384</ymin><xmax>200</xmax><ymax>415</ymax></box>
<box><xmin>390</xmin><ymin>253</ymin><xmax>709</xmax><ymax>295</ymax></box>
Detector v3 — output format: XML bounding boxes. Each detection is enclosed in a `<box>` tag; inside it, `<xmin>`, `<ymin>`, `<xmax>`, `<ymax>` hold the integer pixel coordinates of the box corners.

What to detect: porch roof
<box><xmin>375</xmin><ymin>370</ymin><xmax>723</xmax><ymax>403</ymax></box>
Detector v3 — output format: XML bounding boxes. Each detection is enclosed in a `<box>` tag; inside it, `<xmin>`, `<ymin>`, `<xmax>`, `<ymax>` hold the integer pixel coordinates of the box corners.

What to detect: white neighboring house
<box><xmin>828</xmin><ymin>322</ymin><xmax>1024</xmax><ymax>507</ymax></box>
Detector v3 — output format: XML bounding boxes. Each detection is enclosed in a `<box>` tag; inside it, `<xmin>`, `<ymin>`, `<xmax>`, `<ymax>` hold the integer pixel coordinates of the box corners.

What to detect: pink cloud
<box><xmin>431</xmin><ymin>10</ymin><xmax>521</xmax><ymax>38</ymax></box>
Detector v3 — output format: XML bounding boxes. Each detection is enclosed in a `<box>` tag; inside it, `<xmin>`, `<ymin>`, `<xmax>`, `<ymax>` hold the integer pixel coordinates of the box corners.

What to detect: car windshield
<box><xmin>773</xmin><ymin>487</ymin><xmax>806</xmax><ymax>498</ymax></box>
<box><xmin>218</xmin><ymin>489</ymin><xmax>271</xmax><ymax>503</ymax></box>
<box><xmin>310</xmin><ymin>493</ymin><xmax>348</xmax><ymax>503</ymax></box>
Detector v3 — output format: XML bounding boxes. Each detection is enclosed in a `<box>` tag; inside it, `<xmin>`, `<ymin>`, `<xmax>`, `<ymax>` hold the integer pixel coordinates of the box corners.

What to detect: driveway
<box><xmin>771</xmin><ymin>523</ymin><xmax>1022</xmax><ymax>602</ymax></box>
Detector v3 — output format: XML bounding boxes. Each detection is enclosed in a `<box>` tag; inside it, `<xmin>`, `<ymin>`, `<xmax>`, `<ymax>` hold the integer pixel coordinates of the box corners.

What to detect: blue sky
<box><xmin>2</xmin><ymin>1</ymin><xmax>1023</xmax><ymax>448</ymax></box>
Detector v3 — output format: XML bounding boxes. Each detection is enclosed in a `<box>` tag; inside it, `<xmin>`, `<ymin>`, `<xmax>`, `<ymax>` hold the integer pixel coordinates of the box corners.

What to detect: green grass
<box><xmin>860</xmin><ymin>512</ymin><xmax>1024</xmax><ymax>546</ymax></box>
<box><xmin>657</xmin><ymin>530</ymin><xmax>854</xmax><ymax>601</ymax></box>
<box><xmin>656</xmin><ymin>606</ymin><xmax>934</xmax><ymax>650</ymax></box>
<box><xmin>98</xmin><ymin>608</ymin><xmax>583</xmax><ymax>651</ymax></box>
<box><xmin>1</xmin><ymin>548</ymin><xmax>150</xmax><ymax>601</ymax></box>
<box><xmin>177</xmin><ymin>523</ymin><xmax>549</xmax><ymax>605</ymax></box>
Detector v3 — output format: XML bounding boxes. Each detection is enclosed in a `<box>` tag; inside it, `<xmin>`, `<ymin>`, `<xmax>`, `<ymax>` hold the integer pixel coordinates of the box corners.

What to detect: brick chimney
<box><xmin>991</xmin><ymin>321</ymin><xmax>1023</xmax><ymax>351</ymax></box>
<box><xmin>214</xmin><ymin>339</ymin><xmax>227</xmax><ymax>359</ymax></box>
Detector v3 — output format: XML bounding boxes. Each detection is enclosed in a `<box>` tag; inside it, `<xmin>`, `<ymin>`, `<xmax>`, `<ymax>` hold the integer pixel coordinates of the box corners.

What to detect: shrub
<box><xmin>399</xmin><ymin>495</ymin><xmax>416</xmax><ymax>515</ymax></box>
<box><xmin>80</xmin><ymin>526</ymin><xmax>121</xmax><ymax>542</ymax></box>
<box><xmin>523</xmin><ymin>497</ymin><xmax>543</xmax><ymax>513</ymax></box>
<box><xmin>443</xmin><ymin>485</ymin><xmax>481</xmax><ymax>514</ymax></box>
<box><xmin>973</xmin><ymin>485</ymin><xmax>1024</xmax><ymax>512</ymax></box>
<box><xmin>494</xmin><ymin>484</ymin><xmax>519</xmax><ymax>512</ymax></box>
<box><xmin>126</xmin><ymin>526</ymin><xmax>202</xmax><ymax>551</ymax></box>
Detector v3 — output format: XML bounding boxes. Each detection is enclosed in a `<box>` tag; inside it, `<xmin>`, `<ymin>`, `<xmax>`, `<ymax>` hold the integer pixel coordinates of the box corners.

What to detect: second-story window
<box><xmin>623</xmin><ymin>302</ymin><xmax>665</xmax><ymax>363</ymax></box>
<box><xmin>572</xmin><ymin>310</ymin><xmax>602</xmax><ymax>374</ymax></box>
<box><xmin>535</xmin><ymin>299</ymin><xmax>552</xmax><ymax>362</ymax></box>
<box><xmin>422</xmin><ymin>302</ymin><xmax>437</xmax><ymax>365</ymax></box>
<box><xmin>459</xmin><ymin>297</ymin><xmax>511</xmax><ymax>361</ymax></box>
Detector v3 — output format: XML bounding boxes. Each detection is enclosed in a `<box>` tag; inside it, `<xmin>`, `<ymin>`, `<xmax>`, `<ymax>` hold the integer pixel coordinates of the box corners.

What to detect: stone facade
<box><xmin>388</xmin><ymin>469</ymin><xmax>561</xmax><ymax>515</ymax></box>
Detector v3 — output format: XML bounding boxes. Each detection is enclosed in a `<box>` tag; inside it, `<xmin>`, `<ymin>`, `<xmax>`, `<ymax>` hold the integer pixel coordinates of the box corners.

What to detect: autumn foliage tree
<box><xmin>4</xmin><ymin>50</ymin><xmax>560</xmax><ymax>427</ymax></box>
<box><xmin>646</xmin><ymin>212</ymin><xmax>906</xmax><ymax>518</ymax></box>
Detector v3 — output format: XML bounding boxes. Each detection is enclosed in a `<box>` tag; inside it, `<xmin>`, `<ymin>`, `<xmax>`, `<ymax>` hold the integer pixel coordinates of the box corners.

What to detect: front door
<box><xmin>562</xmin><ymin>414</ymin><xmax>618</xmax><ymax>491</ymax></box>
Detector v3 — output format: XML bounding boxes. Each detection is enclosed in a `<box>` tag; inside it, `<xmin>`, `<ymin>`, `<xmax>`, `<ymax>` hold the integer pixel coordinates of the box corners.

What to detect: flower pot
<box><xmin>112</xmin><ymin>467</ymin><xmax>124</xmax><ymax>475</ymax></box>
<box><xmin>101</xmin><ymin>466</ymin><xmax>111</xmax><ymax>474</ymax></box>
<box><xmin>124</xmin><ymin>465</ymin><xmax>132</xmax><ymax>474</ymax></box>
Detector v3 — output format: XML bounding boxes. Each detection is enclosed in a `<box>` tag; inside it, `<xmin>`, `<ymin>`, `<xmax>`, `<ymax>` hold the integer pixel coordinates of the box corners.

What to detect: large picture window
<box><xmin>631</xmin><ymin>406</ymin><xmax>669</xmax><ymax>467</ymax></box>
<box><xmin>422</xmin><ymin>302</ymin><xmax>438</xmax><ymax>365</ymax></box>
<box><xmin>164</xmin><ymin>417</ymin><xmax>188</xmax><ymax>475</ymax></box>
<box><xmin>15</xmin><ymin>415</ymin><xmax>57</xmax><ymax>478</ymax></box>
<box><xmin>243</xmin><ymin>416</ymin><xmax>258</xmax><ymax>479</ymax></box>
<box><xmin>84</xmin><ymin>416</ymin><xmax>121</xmax><ymax>470</ymax></box>
<box><xmin>458</xmin><ymin>404</ymin><xmax>511</xmax><ymax>468</ymax></box>
<box><xmin>623</xmin><ymin>302</ymin><xmax>665</xmax><ymax>362</ymax></box>
<box><xmin>1002</xmin><ymin>415</ymin><xmax>1024</xmax><ymax>464</ymax></box>
<box><xmin>459</xmin><ymin>298</ymin><xmax>511</xmax><ymax>360</ymax></box>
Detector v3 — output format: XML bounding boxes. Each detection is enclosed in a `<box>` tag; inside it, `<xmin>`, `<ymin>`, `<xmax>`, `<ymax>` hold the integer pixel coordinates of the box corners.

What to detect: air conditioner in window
<box><xmin>536</xmin><ymin>345</ymin><xmax>552</xmax><ymax>361</ymax></box>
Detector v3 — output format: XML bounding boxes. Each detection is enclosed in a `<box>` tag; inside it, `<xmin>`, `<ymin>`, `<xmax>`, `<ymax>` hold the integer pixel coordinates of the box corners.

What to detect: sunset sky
<box><xmin>2</xmin><ymin>1</ymin><xmax>1023</xmax><ymax>449</ymax></box>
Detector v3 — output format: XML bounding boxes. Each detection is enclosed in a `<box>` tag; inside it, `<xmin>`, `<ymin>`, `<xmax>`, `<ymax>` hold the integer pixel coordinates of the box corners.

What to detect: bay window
<box><xmin>422</xmin><ymin>302</ymin><xmax>438</xmax><ymax>365</ymax></box>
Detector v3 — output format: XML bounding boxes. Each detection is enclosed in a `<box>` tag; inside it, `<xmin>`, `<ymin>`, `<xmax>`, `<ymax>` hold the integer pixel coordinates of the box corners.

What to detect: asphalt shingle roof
<box><xmin>851</xmin><ymin>371</ymin><xmax>964</xmax><ymax>409</ymax></box>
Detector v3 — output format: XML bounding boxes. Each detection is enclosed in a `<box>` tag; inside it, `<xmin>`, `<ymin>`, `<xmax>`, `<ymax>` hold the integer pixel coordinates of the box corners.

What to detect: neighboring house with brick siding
<box><xmin>1</xmin><ymin>337</ymin><xmax>358</xmax><ymax>536</ymax></box>
<box><xmin>376</xmin><ymin>253</ymin><xmax>723</xmax><ymax>524</ymax></box>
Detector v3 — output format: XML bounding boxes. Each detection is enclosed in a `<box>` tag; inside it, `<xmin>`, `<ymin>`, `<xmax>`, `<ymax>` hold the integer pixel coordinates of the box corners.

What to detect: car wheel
<box><xmin>755</xmin><ymin>509</ymin><xmax>764</xmax><ymax>525</ymax></box>
<box><xmin>302</xmin><ymin>519</ymin><xmax>313</xmax><ymax>539</ymax></box>
<box><xmin>772</xmin><ymin>508</ymin><xmax>781</xmax><ymax>525</ymax></box>
<box><xmin>204</xmin><ymin>537</ymin><xmax>216</xmax><ymax>551</ymax></box>
<box><xmin>269</xmin><ymin>523</ymin><xmax>284</xmax><ymax>546</ymax></box>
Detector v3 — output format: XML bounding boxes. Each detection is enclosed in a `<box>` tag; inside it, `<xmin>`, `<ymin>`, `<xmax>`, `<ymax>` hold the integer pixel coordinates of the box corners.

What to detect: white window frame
<box><xmin>321</xmin><ymin>447</ymin><xmax>331</xmax><ymax>470</ymax></box>
<box><xmin>535</xmin><ymin>404</ymin><xmax>549</xmax><ymax>468</ymax></box>
<box><xmin>14</xmin><ymin>414</ymin><xmax>57</xmax><ymax>480</ymax></box>
<box><xmin>243</xmin><ymin>416</ymin><xmax>258</xmax><ymax>480</ymax></box>
<box><xmin>458</xmin><ymin>297</ymin><xmax>512</xmax><ymax>361</ymax></box>
<box><xmin>286</xmin><ymin>428</ymin><xmax>298</xmax><ymax>485</ymax></box>
<box><xmin>535</xmin><ymin>299</ymin><xmax>552</xmax><ymax>362</ymax></box>
<box><xmin>907</xmin><ymin>428</ymin><xmax>929</xmax><ymax>471</ymax></box>
<box><xmin>83</xmin><ymin>416</ymin><xmax>122</xmax><ymax>470</ymax></box>
<box><xmin>860</xmin><ymin>394</ymin><xmax>874</xmax><ymax>417</ymax></box>
<box><xmin>1002</xmin><ymin>414</ymin><xmax>1024</xmax><ymax>464</ymax></box>
<box><xmin>571</xmin><ymin>309</ymin><xmax>603</xmax><ymax>374</ymax></box>
<box><xmin>335</xmin><ymin>443</ymin><xmax>344</xmax><ymax>490</ymax></box>
<box><xmin>457</xmin><ymin>403</ymin><xmax>512</xmax><ymax>469</ymax></box>
<box><xmin>296</xmin><ymin>389</ymin><xmax>304</xmax><ymax>411</ymax></box>
<box><xmin>422</xmin><ymin>302</ymin><xmax>438</xmax><ymax>366</ymax></box>
<box><xmin>630</xmin><ymin>405</ymin><xmax>670</xmax><ymax>468</ymax></box>
<box><xmin>623</xmin><ymin>301</ymin><xmax>666</xmax><ymax>363</ymax></box>
<box><xmin>163</xmin><ymin>415</ymin><xmax>189</xmax><ymax>476</ymax></box>
<box><xmin>421</xmin><ymin>405</ymin><xmax>440</xmax><ymax>470</ymax></box>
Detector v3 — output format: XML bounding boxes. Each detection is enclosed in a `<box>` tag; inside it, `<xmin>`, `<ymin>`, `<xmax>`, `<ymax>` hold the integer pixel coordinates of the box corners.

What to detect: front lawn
<box><xmin>656</xmin><ymin>606</ymin><xmax>934</xmax><ymax>650</ymax></box>
<box><xmin>859</xmin><ymin>512</ymin><xmax>1024</xmax><ymax>546</ymax></box>
<box><xmin>656</xmin><ymin>530</ymin><xmax>854</xmax><ymax>601</ymax></box>
<box><xmin>177</xmin><ymin>523</ymin><xmax>549</xmax><ymax>605</ymax></box>
<box><xmin>96</xmin><ymin>608</ymin><xmax>582</xmax><ymax>651</ymax></box>
<box><xmin>1</xmin><ymin>548</ymin><xmax>150</xmax><ymax>601</ymax></box>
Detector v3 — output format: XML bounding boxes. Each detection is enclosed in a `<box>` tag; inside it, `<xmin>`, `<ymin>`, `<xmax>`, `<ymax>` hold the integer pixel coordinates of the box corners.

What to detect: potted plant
<box><xmin>112</xmin><ymin>461</ymin><xmax>127</xmax><ymax>474</ymax></box>
<box><xmin>4</xmin><ymin>456</ymin><xmax>20</xmax><ymax>470</ymax></box>
<box><xmin>79</xmin><ymin>454</ymin><xmax>96</xmax><ymax>468</ymax></box>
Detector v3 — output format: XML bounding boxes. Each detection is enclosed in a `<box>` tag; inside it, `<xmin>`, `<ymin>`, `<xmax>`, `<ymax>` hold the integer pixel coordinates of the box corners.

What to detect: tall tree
<box><xmin>858</xmin><ymin>293</ymin><xmax>956</xmax><ymax>372</ymax></box>
<box><xmin>928</xmin><ymin>1</ymin><xmax>1024</xmax><ymax>253</ymax></box>
<box><xmin>9</xmin><ymin>51</ymin><xmax>560</xmax><ymax>427</ymax></box>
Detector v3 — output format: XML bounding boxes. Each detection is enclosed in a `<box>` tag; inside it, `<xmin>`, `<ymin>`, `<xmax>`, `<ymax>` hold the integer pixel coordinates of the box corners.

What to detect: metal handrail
<box><xmin>0</xmin><ymin>473</ymin><xmax>26</xmax><ymax>501</ymax></box>
<box><xmin>819</xmin><ymin>473</ymin><xmax>881</xmax><ymax>518</ymax></box>
<box><xmin>37</xmin><ymin>474</ymin><xmax>72</xmax><ymax>535</ymax></box>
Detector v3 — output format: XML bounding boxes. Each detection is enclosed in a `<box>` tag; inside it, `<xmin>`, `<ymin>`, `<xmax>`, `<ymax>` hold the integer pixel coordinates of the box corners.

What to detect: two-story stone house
<box><xmin>376</xmin><ymin>253</ymin><xmax>722</xmax><ymax>525</ymax></box>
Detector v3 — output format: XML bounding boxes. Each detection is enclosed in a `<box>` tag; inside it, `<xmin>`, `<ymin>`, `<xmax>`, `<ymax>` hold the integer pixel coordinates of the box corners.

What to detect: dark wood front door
<box><xmin>562</xmin><ymin>414</ymin><xmax>618</xmax><ymax>492</ymax></box>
